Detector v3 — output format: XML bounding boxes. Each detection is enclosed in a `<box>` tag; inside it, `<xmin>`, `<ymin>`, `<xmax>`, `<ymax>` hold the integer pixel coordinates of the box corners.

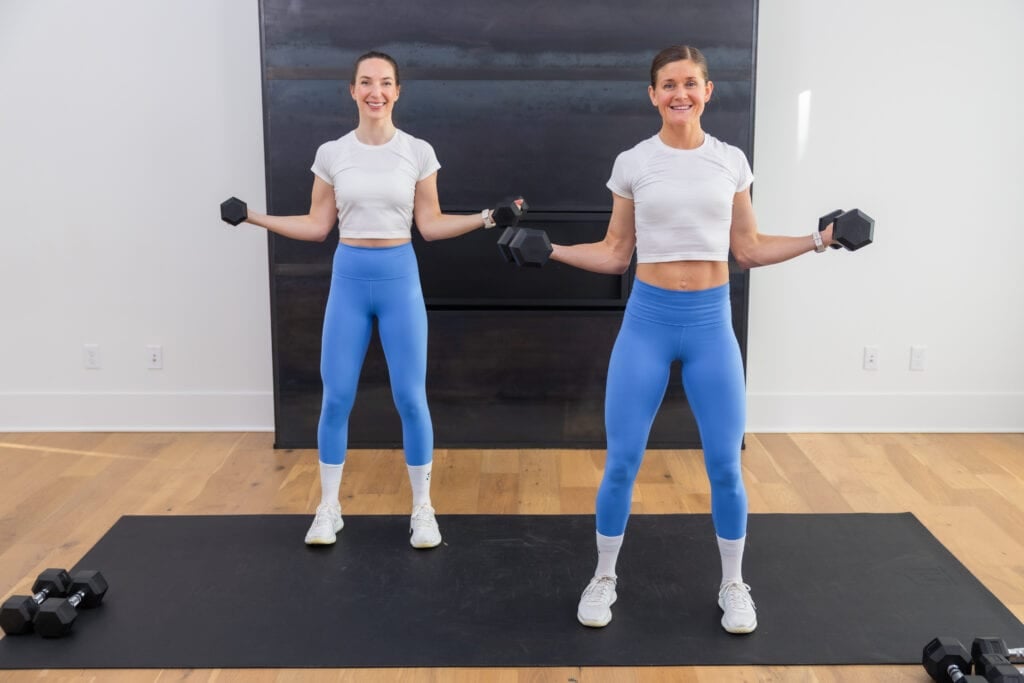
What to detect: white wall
<box><xmin>746</xmin><ymin>0</ymin><xmax>1024</xmax><ymax>430</ymax></box>
<box><xmin>0</xmin><ymin>0</ymin><xmax>272</xmax><ymax>429</ymax></box>
<box><xmin>0</xmin><ymin>0</ymin><xmax>1021</xmax><ymax>432</ymax></box>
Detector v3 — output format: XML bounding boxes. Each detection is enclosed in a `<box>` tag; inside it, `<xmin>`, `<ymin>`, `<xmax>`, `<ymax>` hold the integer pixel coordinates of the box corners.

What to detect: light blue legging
<box><xmin>596</xmin><ymin>280</ymin><xmax>748</xmax><ymax>540</ymax></box>
<box><xmin>316</xmin><ymin>242</ymin><xmax>432</xmax><ymax>467</ymax></box>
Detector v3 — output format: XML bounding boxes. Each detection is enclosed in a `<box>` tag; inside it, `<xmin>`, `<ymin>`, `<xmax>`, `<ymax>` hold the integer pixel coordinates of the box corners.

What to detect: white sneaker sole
<box><xmin>409</xmin><ymin>533</ymin><xmax>442</xmax><ymax>549</ymax></box>
<box><xmin>577</xmin><ymin>611</ymin><xmax>612</xmax><ymax>628</ymax></box>
<box><xmin>304</xmin><ymin>519</ymin><xmax>344</xmax><ymax>546</ymax></box>
<box><xmin>721</xmin><ymin>617</ymin><xmax>757</xmax><ymax>634</ymax></box>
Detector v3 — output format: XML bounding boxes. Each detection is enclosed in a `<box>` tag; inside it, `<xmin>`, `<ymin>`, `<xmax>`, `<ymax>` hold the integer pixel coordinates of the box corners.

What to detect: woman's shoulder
<box><xmin>395</xmin><ymin>129</ymin><xmax>435</xmax><ymax>152</ymax></box>
<box><xmin>316</xmin><ymin>131</ymin><xmax>355</xmax><ymax>154</ymax></box>
<box><xmin>615</xmin><ymin>135</ymin><xmax>659</xmax><ymax>165</ymax></box>
<box><xmin>703</xmin><ymin>134</ymin><xmax>748</xmax><ymax>161</ymax></box>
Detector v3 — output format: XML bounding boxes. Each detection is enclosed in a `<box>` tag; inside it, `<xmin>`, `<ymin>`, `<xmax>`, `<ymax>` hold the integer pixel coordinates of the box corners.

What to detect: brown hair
<box><xmin>351</xmin><ymin>51</ymin><xmax>400</xmax><ymax>86</ymax></box>
<box><xmin>650</xmin><ymin>45</ymin><xmax>709</xmax><ymax>86</ymax></box>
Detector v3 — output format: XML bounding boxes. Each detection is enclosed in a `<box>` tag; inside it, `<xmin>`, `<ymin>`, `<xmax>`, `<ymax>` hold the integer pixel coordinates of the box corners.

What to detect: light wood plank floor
<box><xmin>0</xmin><ymin>432</ymin><xmax>1021</xmax><ymax>682</ymax></box>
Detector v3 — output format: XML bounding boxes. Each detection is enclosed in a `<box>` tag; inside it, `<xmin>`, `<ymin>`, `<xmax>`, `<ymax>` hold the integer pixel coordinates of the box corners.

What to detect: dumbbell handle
<box><xmin>28</xmin><ymin>585</ymin><xmax>59</xmax><ymax>606</ymax></box>
<box><xmin>64</xmin><ymin>590</ymin><xmax>86</xmax><ymax>610</ymax></box>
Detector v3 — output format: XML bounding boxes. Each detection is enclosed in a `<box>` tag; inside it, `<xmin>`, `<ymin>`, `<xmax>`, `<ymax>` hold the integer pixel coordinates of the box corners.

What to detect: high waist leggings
<box><xmin>596</xmin><ymin>280</ymin><xmax>747</xmax><ymax>539</ymax></box>
<box><xmin>316</xmin><ymin>242</ymin><xmax>432</xmax><ymax>467</ymax></box>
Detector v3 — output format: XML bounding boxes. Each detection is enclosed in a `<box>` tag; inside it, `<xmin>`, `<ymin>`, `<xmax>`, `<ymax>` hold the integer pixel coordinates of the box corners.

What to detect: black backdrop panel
<box><xmin>260</xmin><ymin>0</ymin><xmax>758</xmax><ymax>448</ymax></box>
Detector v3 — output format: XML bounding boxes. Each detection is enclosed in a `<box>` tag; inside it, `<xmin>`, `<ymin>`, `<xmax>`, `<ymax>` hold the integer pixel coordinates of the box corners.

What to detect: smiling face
<box><xmin>350</xmin><ymin>57</ymin><xmax>400</xmax><ymax>122</ymax></box>
<box><xmin>648</xmin><ymin>59</ymin><xmax>713</xmax><ymax>126</ymax></box>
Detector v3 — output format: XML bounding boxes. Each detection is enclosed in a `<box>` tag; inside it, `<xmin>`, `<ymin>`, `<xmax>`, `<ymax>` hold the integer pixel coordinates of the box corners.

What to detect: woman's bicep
<box><xmin>605</xmin><ymin>192</ymin><xmax>637</xmax><ymax>262</ymax></box>
<box><xmin>310</xmin><ymin>176</ymin><xmax>337</xmax><ymax>230</ymax></box>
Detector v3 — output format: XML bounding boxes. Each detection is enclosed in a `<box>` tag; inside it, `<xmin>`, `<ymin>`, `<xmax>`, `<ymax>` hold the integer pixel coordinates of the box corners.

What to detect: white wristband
<box><xmin>811</xmin><ymin>230</ymin><xmax>826</xmax><ymax>253</ymax></box>
<box><xmin>481</xmin><ymin>209</ymin><xmax>496</xmax><ymax>229</ymax></box>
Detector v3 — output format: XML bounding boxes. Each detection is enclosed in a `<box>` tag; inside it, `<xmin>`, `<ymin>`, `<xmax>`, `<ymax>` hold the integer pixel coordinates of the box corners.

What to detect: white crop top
<box><xmin>607</xmin><ymin>133</ymin><xmax>753</xmax><ymax>263</ymax></box>
<box><xmin>310</xmin><ymin>129</ymin><xmax>441</xmax><ymax>239</ymax></box>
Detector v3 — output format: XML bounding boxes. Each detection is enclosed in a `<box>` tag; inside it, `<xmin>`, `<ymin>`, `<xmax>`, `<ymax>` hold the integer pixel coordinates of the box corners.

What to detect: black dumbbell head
<box><xmin>70</xmin><ymin>570</ymin><xmax>109</xmax><ymax>608</ymax></box>
<box><xmin>1</xmin><ymin>596</ymin><xmax>39</xmax><ymax>635</ymax></box>
<box><xmin>32</xmin><ymin>568</ymin><xmax>72</xmax><ymax>597</ymax></box>
<box><xmin>923</xmin><ymin>637</ymin><xmax>972</xmax><ymax>681</ymax></box>
<box><xmin>509</xmin><ymin>228</ymin><xmax>552</xmax><ymax>268</ymax></box>
<box><xmin>492</xmin><ymin>196</ymin><xmax>528</xmax><ymax>228</ymax></box>
<box><xmin>817</xmin><ymin>209</ymin><xmax>844</xmax><ymax>250</ymax></box>
<box><xmin>833</xmin><ymin>208</ymin><xmax>874</xmax><ymax>251</ymax></box>
<box><xmin>220</xmin><ymin>196</ymin><xmax>248</xmax><ymax>226</ymax></box>
<box><xmin>497</xmin><ymin>227</ymin><xmax>518</xmax><ymax>263</ymax></box>
<box><xmin>975</xmin><ymin>653</ymin><xmax>1024</xmax><ymax>682</ymax></box>
<box><xmin>973</xmin><ymin>637</ymin><xmax>1011</xmax><ymax>661</ymax></box>
<box><xmin>33</xmin><ymin>598</ymin><xmax>78</xmax><ymax>638</ymax></box>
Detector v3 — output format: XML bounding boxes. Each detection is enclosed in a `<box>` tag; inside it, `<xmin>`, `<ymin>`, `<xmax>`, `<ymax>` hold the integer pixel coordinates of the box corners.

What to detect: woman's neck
<box><xmin>657</xmin><ymin>123</ymin><xmax>705</xmax><ymax>150</ymax></box>
<box><xmin>354</xmin><ymin>119</ymin><xmax>397</xmax><ymax>146</ymax></box>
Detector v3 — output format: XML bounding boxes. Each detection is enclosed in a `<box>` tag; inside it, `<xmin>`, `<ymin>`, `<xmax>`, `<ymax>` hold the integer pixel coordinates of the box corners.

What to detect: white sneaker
<box><xmin>718</xmin><ymin>581</ymin><xmax>757</xmax><ymax>633</ymax></box>
<box><xmin>577</xmin><ymin>575</ymin><xmax>617</xmax><ymax>627</ymax></box>
<box><xmin>409</xmin><ymin>503</ymin><xmax>442</xmax><ymax>548</ymax></box>
<box><xmin>304</xmin><ymin>502</ymin><xmax>343</xmax><ymax>545</ymax></box>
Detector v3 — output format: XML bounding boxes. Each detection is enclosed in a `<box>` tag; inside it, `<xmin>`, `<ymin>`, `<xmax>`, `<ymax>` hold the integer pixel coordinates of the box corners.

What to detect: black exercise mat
<box><xmin>1</xmin><ymin>513</ymin><xmax>1022</xmax><ymax>669</ymax></box>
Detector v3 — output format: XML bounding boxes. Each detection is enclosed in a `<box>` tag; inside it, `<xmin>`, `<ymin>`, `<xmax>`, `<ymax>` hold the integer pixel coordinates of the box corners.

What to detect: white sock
<box><xmin>718</xmin><ymin>535</ymin><xmax>746</xmax><ymax>585</ymax></box>
<box><xmin>407</xmin><ymin>462</ymin><xmax>432</xmax><ymax>508</ymax></box>
<box><xmin>595</xmin><ymin>532</ymin><xmax>624</xmax><ymax>579</ymax></box>
<box><xmin>319</xmin><ymin>461</ymin><xmax>344</xmax><ymax>508</ymax></box>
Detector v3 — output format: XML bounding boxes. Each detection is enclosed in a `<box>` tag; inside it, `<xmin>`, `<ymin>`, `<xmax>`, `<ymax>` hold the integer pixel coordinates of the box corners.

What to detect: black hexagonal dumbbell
<box><xmin>923</xmin><ymin>637</ymin><xmax>987</xmax><ymax>682</ymax></box>
<box><xmin>508</xmin><ymin>228</ymin><xmax>552</xmax><ymax>268</ymax></box>
<box><xmin>0</xmin><ymin>568</ymin><xmax>72</xmax><ymax>635</ymax></box>
<box><xmin>494</xmin><ymin>197</ymin><xmax>529</xmax><ymax>263</ymax></box>
<box><xmin>220</xmin><ymin>196</ymin><xmax>248</xmax><ymax>226</ymax></box>
<box><xmin>972</xmin><ymin>638</ymin><xmax>1024</xmax><ymax>682</ymax></box>
<box><xmin>818</xmin><ymin>208</ymin><xmax>874</xmax><ymax>251</ymax></box>
<box><xmin>34</xmin><ymin>570</ymin><xmax>109</xmax><ymax>638</ymax></box>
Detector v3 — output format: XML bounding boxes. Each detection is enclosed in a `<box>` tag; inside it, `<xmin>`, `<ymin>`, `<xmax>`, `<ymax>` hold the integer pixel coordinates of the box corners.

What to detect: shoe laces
<box><xmin>720</xmin><ymin>581</ymin><xmax>754</xmax><ymax>611</ymax></box>
<box><xmin>411</xmin><ymin>504</ymin><xmax>436</xmax><ymax>528</ymax></box>
<box><xmin>582</xmin><ymin>576</ymin><xmax>616</xmax><ymax>605</ymax></box>
<box><xmin>312</xmin><ymin>502</ymin><xmax>339</xmax><ymax>525</ymax></box>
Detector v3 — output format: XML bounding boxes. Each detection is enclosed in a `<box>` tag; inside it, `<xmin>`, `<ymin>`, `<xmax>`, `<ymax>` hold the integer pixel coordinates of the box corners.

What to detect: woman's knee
<box><xmin>320</xmin><ymin>390</ymin><xmax>356</xmax><ymax>425</ymax></box>
<box><xmin>391</xmin><ymin>387</ymin><xmax>429</xmax><ymax>422</ymax></box>
<box><xmin>705</xmin><ymin>453</ymin><xmax>744</xmax><ymax>491</ymax></box>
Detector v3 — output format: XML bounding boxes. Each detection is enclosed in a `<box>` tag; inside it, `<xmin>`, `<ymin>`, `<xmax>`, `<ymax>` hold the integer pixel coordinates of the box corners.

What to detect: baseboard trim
<box><xmin>0</xmin><ymin>392</ymin><xmax>274</xmax><ymax>431</ymax></box>
<box><xmin>746</xmin><ymin>391</ymin><xmax>1024</xmax><ymax>432</ymax></box>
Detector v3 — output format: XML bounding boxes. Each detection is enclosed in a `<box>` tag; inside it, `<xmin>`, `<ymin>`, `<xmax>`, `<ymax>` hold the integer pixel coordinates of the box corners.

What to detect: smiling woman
<box><xmin>224</xmin><ymin>50</ymin><xmax>525</xmax><ymax>550</ymax></box>
<box><xmin>548</xmin><ymin>44</ymin><xmax>851</xmax><ymax>637</ymax></box>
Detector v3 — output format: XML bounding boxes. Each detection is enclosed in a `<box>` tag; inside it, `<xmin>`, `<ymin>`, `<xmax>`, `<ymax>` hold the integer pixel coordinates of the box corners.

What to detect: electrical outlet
<box><xmin>910</xmin><ymin>345</ymin><xmax>927</xmax><ymax>371</ymax></box>
<box><xmin>146</xmin><ymin>345</ymin><xmax>163</xmax><ymax>370</ymax></box>
<box><xmin>83</xmin><ymin>344</ymin><xmax>101</xmax><ymax>369</ymax></box>
<box><xmin>863</xmin><ymin>345</ymin><xmax>879</xmax><ymax>371</ymax></box>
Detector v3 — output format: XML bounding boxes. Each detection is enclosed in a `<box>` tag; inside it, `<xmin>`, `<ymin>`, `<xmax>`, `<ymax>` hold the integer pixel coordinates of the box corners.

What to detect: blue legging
<box><xmin>316</xmin><ymin>242</ymin><xmax>432</xmax><ymax>467</ymax></box>
<box><xmin>596</xmin><ymin>280</ymin><xmax>747</xmax><ymax>539</ymax></box>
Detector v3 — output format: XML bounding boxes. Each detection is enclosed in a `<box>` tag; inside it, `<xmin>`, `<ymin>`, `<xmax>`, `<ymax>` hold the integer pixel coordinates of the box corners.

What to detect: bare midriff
<box><xmin>636</xmin><ymin>260</ymin><xmax>729</xmax><ymax>291</ymax></box>
<box><xmin>340</xmin><ymin>237</ymin><xmax>411</xmax><ymax>247</ymax></box>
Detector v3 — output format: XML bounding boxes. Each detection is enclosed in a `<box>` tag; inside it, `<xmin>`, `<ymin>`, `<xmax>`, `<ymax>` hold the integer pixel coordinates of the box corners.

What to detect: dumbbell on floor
<box><xmin>220</xmin><ymin>197</ymin><xmax>248</xmax><ymax>226</ymax></box>
<box><xmin>818</xmin><ymin>208</ymin><xmax>875</xmax><ymax>251</ymax></box>
<box><xmin>0</xmin><ymin>568</ymin><xmax>72</xmax><ymax>635</ymax></box>
<box><xmin>923</xmin><ymin>637</ymin><xmax>986</xmax><ymax>682</ymax></box>
<box><xmin>972</xmin><ymin>638</ymin><xmax>1024</xmax><ymax>682</ymax></box>
<box><xmin>34</xmin><ymin>570</ymin><xmax>109</xmax><ymax>638</ymax></box>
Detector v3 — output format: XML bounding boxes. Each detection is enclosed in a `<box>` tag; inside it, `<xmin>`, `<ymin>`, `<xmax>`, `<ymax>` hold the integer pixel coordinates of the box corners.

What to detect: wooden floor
<box><xmin>0</xmin><ymin>432</ymin><xmax>1021</xmax><ymax>682</ymax></box>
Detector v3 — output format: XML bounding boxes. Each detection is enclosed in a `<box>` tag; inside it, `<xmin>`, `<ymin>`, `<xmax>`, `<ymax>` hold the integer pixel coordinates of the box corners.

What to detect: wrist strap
<box><xmin>481</xmin><ymin>208</ymin><xmax>496</xmax><ymax>229</ymax></box>
<box><xmin>811</xmin><ymin>230</ymin><xmax>826</xmax><ymax>253</ymax></box>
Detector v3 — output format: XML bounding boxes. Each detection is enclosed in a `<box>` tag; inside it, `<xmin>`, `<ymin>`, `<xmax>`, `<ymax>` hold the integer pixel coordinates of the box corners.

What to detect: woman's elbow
<box><xmin>313</xmin><ymin>224</ymin><xmax>334</xmax><ymax>242</ymax></box>
<box><xmin>730</xmin><ymin>244</ymin><xmax>756</xmax><ymax>270</ymax></box>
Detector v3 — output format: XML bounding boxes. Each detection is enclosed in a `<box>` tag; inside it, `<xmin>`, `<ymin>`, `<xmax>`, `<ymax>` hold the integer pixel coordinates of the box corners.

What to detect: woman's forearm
<box><xmin>246</xmin><ymin>210</ymin><xmax>333</xmax><ymax>242</ymax></box>
<box><xmin>550</xmin><ymin>241</ymin><xmax>630</xmax><ymax>275</ymax></box>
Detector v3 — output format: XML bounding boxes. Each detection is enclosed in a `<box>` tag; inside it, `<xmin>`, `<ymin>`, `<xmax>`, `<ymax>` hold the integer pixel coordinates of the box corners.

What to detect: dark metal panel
<box><xmin>259</xmin><ymin>0</ymin><xmax>758</xmax><ymax>448</ymax></box>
